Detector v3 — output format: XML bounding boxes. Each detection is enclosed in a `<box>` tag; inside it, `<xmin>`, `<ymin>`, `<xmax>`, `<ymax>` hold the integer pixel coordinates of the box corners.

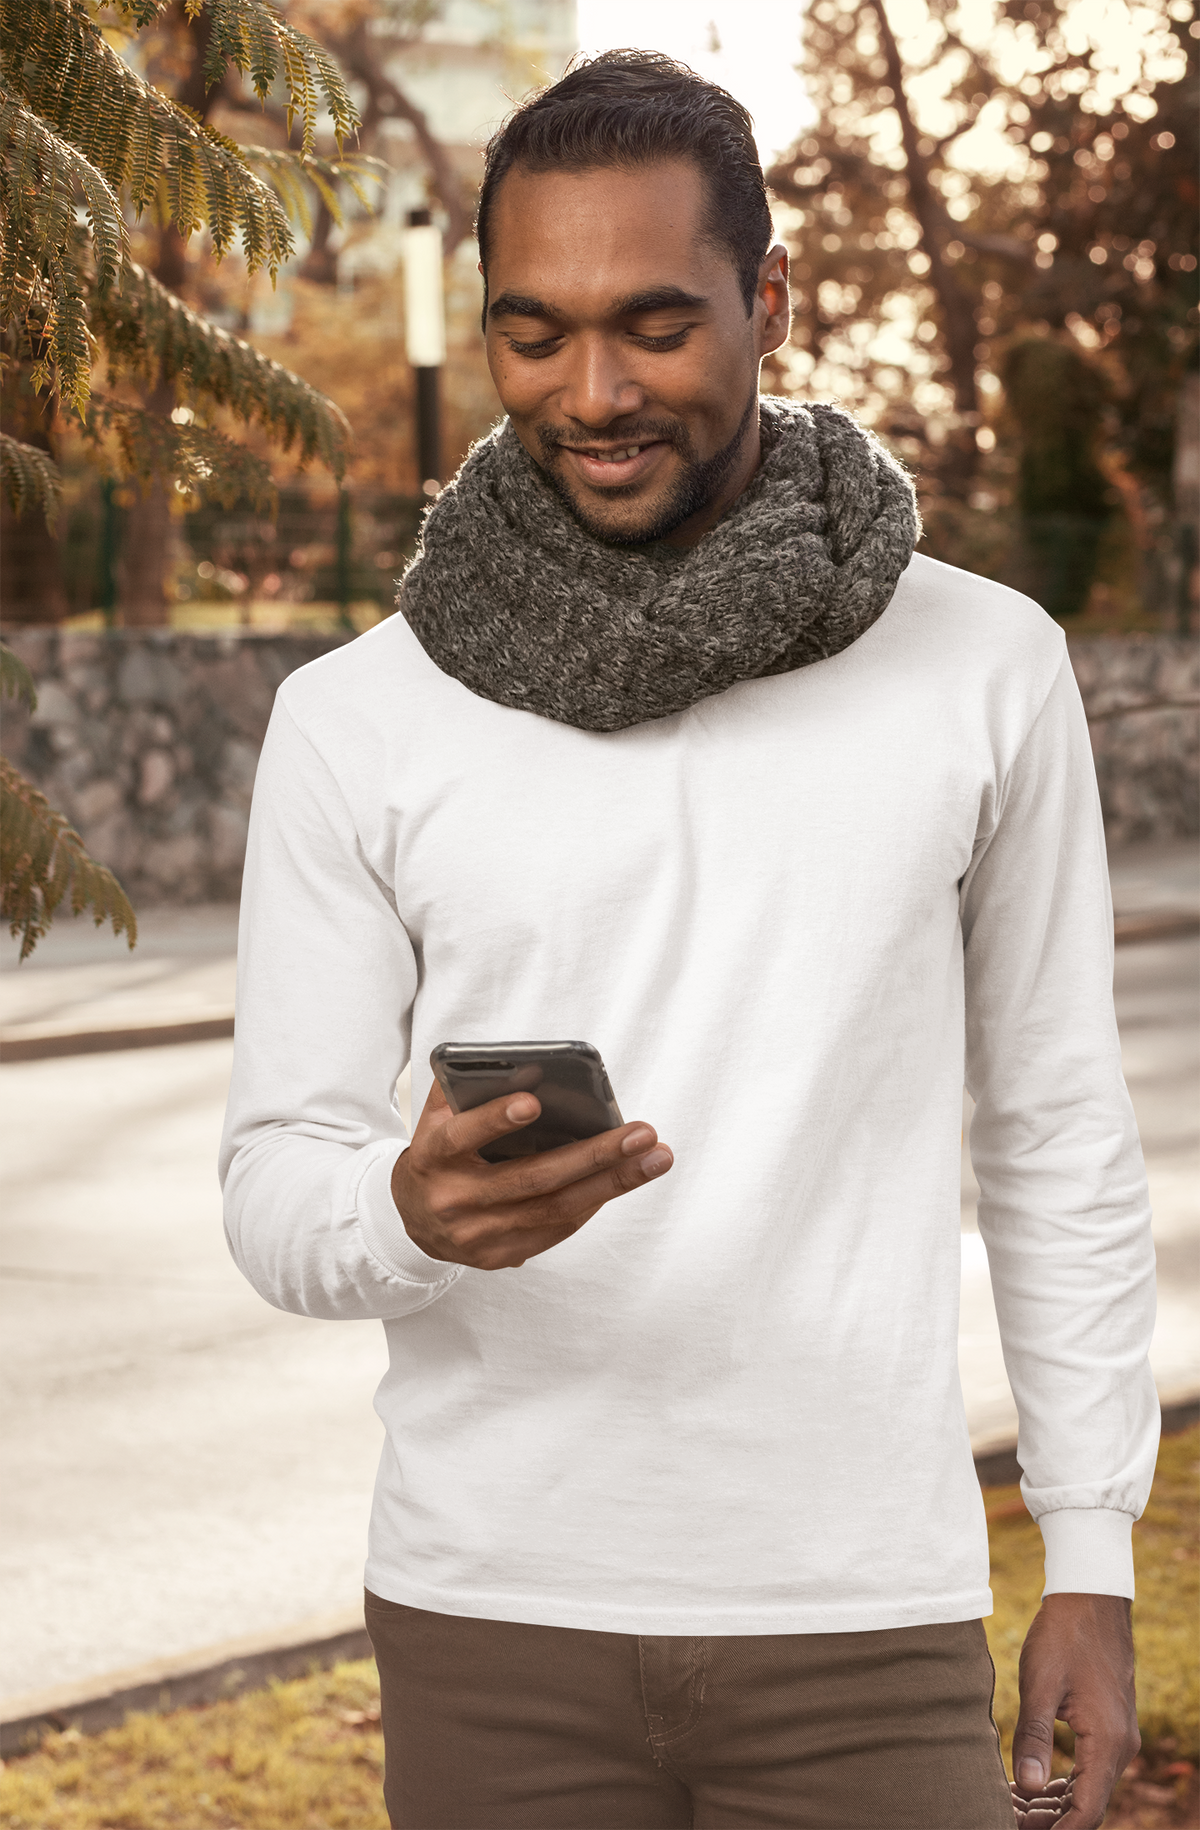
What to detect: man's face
<box><xmin>483</xmin><ymin>160</ymin><xmax>789</xmax><ymax>547</ymax></box>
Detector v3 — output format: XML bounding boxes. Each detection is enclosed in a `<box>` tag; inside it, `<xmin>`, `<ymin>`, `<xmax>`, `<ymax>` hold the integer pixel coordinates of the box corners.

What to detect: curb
<box><xmin>1</xmin><ymin>915</ymin><xmax>1193</xmax><ymax>1066</ymax></box>
<box><xmin>0</xmin><ymin>1014</ymin><xmax>235</xmax><ymax>1063</ymax></box>
<box><xmin>1113</xmin><ymin>912</ymin><xmax>1200</xmax><ymax>946</ymax></box>
<box><xmin>0</xmin><ymin>1609</ymin><xmax>370</xmax><ymax>1758</ymax></box>
<box><xmin>0</xmin><ymin>913</ymin><xmax>1194</xmax><ymax>1067</ymax></box>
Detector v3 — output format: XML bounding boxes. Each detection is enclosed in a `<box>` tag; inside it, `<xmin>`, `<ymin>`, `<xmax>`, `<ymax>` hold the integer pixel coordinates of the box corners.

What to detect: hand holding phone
<box><xmin>431</xmin><ymin>1041</ymin><xmax>623</xmax><ymax>1163</ymax></box>
<box><xmin>391</xmin><ymin>1041</ymin><xmax>672</xmax><ymax>1271</ymax></box>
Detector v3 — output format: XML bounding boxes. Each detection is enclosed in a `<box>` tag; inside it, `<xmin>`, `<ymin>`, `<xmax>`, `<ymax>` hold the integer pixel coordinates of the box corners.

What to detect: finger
<box><xmin>430</xmin><ymin>1141</ymin><xmax>673</xmax><ymax>1270</ymax></box>
<box><xmin>1009</xmin><ymin>1668</ymin><xmax>1060</xmax><ymax>1793</ymax></box>
<box><xmin>1009</xmin><ymin>1712</ymin><xmax>1060</xmax><ymax>1800</ymax></box>
<box><xmin>491</xmin><ymin>1137</ymin><xmax>674</xmax><ymax>1235</ymax></box>
<box><xmin>464</xmin><ymin>1147</ymin><xmax>671</xmax><ymax>1266</ymax></box>
<box><xmin>482</xmin><ymin>1121</ymin><xmax>663</xmax><ymax>1205</ymax></box>
<box><xmin>422</xmin><ymin>1090</ymin><xmax>542</xmax><ymax>1163</ymax></box>
<box><xmin>1009</xmin><ymin>1775</ymin><xmax>1073</xmax><ymax>1829</ymax></box>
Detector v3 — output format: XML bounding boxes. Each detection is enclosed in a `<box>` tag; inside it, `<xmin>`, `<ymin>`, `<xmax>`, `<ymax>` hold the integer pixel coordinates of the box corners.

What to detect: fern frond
<box><xmin>0</xmin><ymin>754</ymin><xmax>137</xmax><ymax>960</ymax></box>
<box><xmin>199</xmin><ymin>0</ymin><xmax>360</xmax><ymax>156</ymax></box>
<box><xmin>92</xmin><ymin>261</ymin><xmax>352</xmax><ymax>475</ymax></box>
<box><xmin>0</xmin><ymin>88</ymin><xmax>127</xmax><ymax>293</ymax></box>
<box><xmin>1</xmin><ymin>0</ymin><xmax>294</xmax><ymax>272</ymax></box>
<box><xmin>106</xmin><ymin>0</ymin><xmax>168</xmax><ymax>24</ymax></box>
<box><xmin>0</xmin><ymin>431</ymin><xmax>62</xmax><ymax>527</ymax></box>
<box><xmin>0</xmin><ymin>91</ymin><xmax>118</xmax><ymax>407</ymax></box>
<box><xmin>86</xmin><ymin>395</ymin><xmax>277</xmax><ymax>511</ymax></box>
<box><xmin>238</xmin><ymin>147</ymin><xmax>388</xmax><ymax>233</ymax></box>
<box><xmin>0</xmin><ymin>640</ymin><xmax>38</xmax><ymax>711</ymax></box>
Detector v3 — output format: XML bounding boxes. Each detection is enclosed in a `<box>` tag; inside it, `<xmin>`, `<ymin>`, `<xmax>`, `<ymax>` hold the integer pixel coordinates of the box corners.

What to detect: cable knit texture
<box><xmin>398</xmin><ymin>395</ymin><xmax>920</xmax><ymax>731</ymax></box>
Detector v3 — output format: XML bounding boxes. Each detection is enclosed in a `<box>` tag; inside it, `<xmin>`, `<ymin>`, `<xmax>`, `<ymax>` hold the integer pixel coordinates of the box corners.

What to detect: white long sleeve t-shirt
<box><xmin>220</xmin><ymin>552</ymin><xmax>1159</xmax><ymax>1636</ymax></box>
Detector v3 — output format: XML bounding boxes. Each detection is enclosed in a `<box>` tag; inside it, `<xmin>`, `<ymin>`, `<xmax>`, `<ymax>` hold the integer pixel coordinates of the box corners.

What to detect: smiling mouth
<box><xmin>562</xmin><ymin>442</ymin><xmax>659</xmax><ymax>464</ymax></box>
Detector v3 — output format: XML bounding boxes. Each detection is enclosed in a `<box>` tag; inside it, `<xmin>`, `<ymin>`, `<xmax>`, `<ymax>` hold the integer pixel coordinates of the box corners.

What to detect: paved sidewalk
<box><xmin>1</xmin><ymin>845</ymin><xmax>1195</xmax><ymax>1708</ymax></box>
<box><xmin>0</xmin><ymin>905</ymin><xmax>239</xmax><ymax>1047</ymax></box>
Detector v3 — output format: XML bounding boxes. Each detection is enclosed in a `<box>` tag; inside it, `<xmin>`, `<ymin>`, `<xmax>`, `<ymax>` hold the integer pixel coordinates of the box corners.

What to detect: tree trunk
<box><xmin>117</xmin><ymin>377</ymin><xmax>178</xmax><ymax>626</ymax></box>
<box><xmin>0</xmin><ymin>367</ymin><xmax>68</xmax><ymax>625</ymax></box>
<box><xmin>869</xmin><ymin>0</ymin><xmax>980</xmax><ymax>491</ymax></box>
<box><xmin>116</xmin><ymin>5</ymin><xmax>214</xmax><ymax>625</ymax></box>
<box><xmin>297</xmin><ymin>193</ymin><xmax>338</xmax><ymax>284</ymax></box>
<box><xmin>0</xmin><ymin>497</ymin><xmax>70</xmax><ymax>625</ymax></box>
<box><xmin>117</xmin><ymin>253</ymin><xmax>186</xmax><ymax>626</ymax></box>
<box><xmin>1174</xmin><ymin>374</ymin><xmax>1200</xmax><ymax>632</ymax></box>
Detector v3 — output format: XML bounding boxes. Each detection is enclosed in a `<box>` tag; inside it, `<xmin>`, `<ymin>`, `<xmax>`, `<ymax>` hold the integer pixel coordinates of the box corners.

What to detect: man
<box><xmin>220</xmin><ymin>50</ymin><xmax>1157</xmax><ymax>1830</ymax></box>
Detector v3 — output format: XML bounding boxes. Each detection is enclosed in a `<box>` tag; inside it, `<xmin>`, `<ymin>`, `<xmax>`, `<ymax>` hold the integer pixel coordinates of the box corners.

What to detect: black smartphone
<box><xmin>429</xmin><ymin>1040</ymin><xmax>624</xmax><ymax>1164</ymax></box>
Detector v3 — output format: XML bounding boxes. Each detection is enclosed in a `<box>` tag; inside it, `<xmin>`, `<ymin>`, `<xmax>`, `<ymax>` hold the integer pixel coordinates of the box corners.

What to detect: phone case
<box><xmin>429</xmin><ymin>1040</ymin><xmax>623</xmax><ymax>1164</ymax></box>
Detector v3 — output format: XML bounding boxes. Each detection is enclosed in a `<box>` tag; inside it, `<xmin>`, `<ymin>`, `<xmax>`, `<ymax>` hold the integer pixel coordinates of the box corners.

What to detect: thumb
<box><xmin>1012</xmin><ymin>1683</ymin><xmax>1060</xmax><ymax>1798</ymax></box>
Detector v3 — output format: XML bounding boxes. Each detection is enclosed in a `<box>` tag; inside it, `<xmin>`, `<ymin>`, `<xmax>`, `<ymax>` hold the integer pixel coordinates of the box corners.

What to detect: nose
<box><xmin>557</xmin><ymin>333</ymin><xmax>645</xmax><ymax>428</ymax></box>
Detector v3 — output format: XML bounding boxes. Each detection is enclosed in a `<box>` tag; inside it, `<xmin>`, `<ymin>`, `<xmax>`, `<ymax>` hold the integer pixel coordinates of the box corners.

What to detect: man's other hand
<box><xmin>1010</xmin><ymin>1592</ymin><xmax>1139</xmax><ymax>1829</ymax></box>
<box><xmin>391</xmin><ymin>1079</ymin><xmax>673</xmax><ymax>1270</ymax></box>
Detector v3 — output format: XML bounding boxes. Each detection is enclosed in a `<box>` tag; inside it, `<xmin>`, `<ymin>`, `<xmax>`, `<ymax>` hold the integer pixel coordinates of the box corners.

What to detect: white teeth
<box><xmin>591</xmin><ymin>446</ymin><xmax>641</xmax><ymax>462</ymax></box>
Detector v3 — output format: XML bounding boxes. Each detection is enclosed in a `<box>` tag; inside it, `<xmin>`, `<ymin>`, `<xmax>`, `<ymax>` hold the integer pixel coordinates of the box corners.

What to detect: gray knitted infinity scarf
<box><xmin>398</xmin><ymin>395</ymin><xmax>918</xmax><ymax>732</ymax></box>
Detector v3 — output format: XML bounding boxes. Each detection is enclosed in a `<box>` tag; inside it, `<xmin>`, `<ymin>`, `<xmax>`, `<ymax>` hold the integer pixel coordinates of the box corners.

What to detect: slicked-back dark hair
<box><xmin>476</xmin><ymin>49</ymin><xmax>773</xmax><ymax>323</ymax></box>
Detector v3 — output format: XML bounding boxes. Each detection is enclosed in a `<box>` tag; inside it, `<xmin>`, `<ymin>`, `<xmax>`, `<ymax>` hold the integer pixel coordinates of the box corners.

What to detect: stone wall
<box><xmin>1</xmin><ymin>628</ymin><xmax>352</xmax><ymax>905</ymax></box>
<box><xmin>1068</xmin><ymin>636</ymin><xmax>1198</xmax><ymax>847</ymax></box>
<box><xmin>1</xmin><ymin>626</ymin><xmax>1196</xmax><ymax>906</ymax></box>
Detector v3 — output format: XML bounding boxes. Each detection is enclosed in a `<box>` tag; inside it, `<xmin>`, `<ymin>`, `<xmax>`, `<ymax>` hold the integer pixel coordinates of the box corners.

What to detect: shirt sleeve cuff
<box><xmin>1038</xmin><ymin>1508</ymin><xmax>1136</xmax><ymax>1599</ymax></box>
<box><xmin>356</xmin><ymin>1143</ymin><xmax>463</xmax><ymax>1290</ymax></box>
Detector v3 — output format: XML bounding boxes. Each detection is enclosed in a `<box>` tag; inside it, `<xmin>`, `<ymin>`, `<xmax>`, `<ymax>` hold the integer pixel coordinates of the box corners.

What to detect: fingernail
<box><xmin>621</xmin><ymin>1125</ymin><xmax>655</xmax><ymax>1156</ymax></box>
<box><xmin>1017</xmin><ymin>1759</ymin><xmax>1046</xmax><ymax>1793</ymax></box>
<box><xmin>506</xmin><ymin>1096</ymin><xmax>535</xmax><ymax>1122</ymax></box>
<box><xmin>639</xmin><ymin>1147</ymin><xmax>672</xmax><ymax>1178</ymax></box>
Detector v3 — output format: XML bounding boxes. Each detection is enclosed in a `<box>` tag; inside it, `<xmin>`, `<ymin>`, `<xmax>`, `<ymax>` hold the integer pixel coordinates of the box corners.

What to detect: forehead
<box><xmin>486</xmin><ymin>159</ymin><xmax>735</xmax><ymax>311</ymax></box>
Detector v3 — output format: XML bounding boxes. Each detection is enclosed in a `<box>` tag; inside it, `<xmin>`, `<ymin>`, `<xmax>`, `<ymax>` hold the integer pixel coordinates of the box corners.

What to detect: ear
<box><xmin>756</xmin><ymin>244</ymin><xmax>791</xmax><ymax>358</ymax></box>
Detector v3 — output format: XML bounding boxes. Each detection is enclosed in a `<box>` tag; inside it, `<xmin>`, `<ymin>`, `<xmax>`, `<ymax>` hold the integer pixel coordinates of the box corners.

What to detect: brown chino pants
<box><xmin>364</xmin><ymin>1593</ymin><xmax>1017</xmax><ymax>1830</ymax></box>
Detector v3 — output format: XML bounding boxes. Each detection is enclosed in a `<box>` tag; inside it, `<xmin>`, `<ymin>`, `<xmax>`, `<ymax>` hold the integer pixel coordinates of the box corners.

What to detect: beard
<box><xmin>531</xmin><ymin>386</ymin><xmax>759</xmax><ymax>547</ymax></box>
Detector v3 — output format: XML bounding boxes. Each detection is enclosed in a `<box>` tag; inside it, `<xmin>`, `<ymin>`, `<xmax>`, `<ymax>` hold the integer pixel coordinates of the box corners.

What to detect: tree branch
<box><xmin>867</xmin><ymin>0</ymin><xmax>981</xmax><ymax>463</ymax></box>
<box><xmin>337</xmin><ymin>20</ymin><xmax>473</xmax><ymax>255</ymax></box>
<box><xmin>956</xmin><ymin>228</ymin><xmax>1034</xmax><ymax>263</ymax></box>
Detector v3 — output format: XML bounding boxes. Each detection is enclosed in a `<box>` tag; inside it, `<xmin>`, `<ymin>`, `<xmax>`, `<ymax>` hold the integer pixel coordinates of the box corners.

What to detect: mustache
<box><xmin>535</xmin><ymin>418</ymin><xmax>688</xmax><ymax>454</ymax></box>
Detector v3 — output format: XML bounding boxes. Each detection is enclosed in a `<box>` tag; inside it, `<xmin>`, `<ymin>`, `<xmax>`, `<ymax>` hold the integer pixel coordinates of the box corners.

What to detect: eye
<box><xmin>506</xmin><ymin>335</ymin><xmax>563</xmax><ymax>359</ymax></box>
<box><xmin>631</xmin><ymin>328</ymin><xmax>692</xmax><ymax>351</ymax></box>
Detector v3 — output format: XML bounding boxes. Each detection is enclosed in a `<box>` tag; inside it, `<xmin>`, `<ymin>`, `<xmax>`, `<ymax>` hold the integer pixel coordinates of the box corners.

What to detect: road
<box><xmin>1</xmin><ymin>848</ymin><xmax>1196</xmax><ymax>1707</ymax></box>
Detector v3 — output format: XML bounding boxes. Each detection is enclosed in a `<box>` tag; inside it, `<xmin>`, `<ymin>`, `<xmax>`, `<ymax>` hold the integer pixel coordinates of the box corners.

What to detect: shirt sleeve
<box><xmin>960</xmin><ymin>651</ymin><xmax>1159</xmax><ymax>1599</ymax></box>
<box><xmin>219</xmin><ymin>694</ymin><xmax>463</xmax><ymax>1321</ymax></box>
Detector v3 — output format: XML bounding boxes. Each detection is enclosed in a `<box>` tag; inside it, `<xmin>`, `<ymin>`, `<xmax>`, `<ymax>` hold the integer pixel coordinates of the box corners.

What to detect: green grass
<box><xmin>2</xmin><ymin>1427</ymin><xmax>1195</xmax><ymax>1830</ymax></box>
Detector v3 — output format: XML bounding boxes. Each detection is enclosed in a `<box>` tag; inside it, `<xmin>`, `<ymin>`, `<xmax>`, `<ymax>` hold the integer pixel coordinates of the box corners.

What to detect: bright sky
<box><xmin>574</xmin><ymin>0</ymin><xmax>813</xmax><ymax>164</ymax></box>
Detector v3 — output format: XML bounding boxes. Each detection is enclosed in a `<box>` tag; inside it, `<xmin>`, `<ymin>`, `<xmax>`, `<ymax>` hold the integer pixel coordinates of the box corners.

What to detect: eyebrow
<box><xmin>612</xmin><ymin>286</ymin><xmax>710</xmax><ymax>315</ymax></box>
<box><xmin>487</xmin><ymin>285</ymin><xmax>710</xmax><ymax>323</ymax></box>
<box><xmin>487</xmin><ymin>292</ymin><xmax>553</xmax><ymax>321</ymax></box>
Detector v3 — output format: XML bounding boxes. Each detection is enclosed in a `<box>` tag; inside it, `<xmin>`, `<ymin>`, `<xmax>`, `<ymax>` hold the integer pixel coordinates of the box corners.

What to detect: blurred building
<box><xmin>224</xmin><ymin>2</ymin><xmax>580</xmax><ymax>598</ymax></box>
<box><xmin>388</xmin><ymin>0</ymin><xmax>577</xmax><ymax>153</ymax></box>
<box><xmin>337</xmin><ymin>0</ymin><xmax>578</xmax><ymax>290</ymax></box>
